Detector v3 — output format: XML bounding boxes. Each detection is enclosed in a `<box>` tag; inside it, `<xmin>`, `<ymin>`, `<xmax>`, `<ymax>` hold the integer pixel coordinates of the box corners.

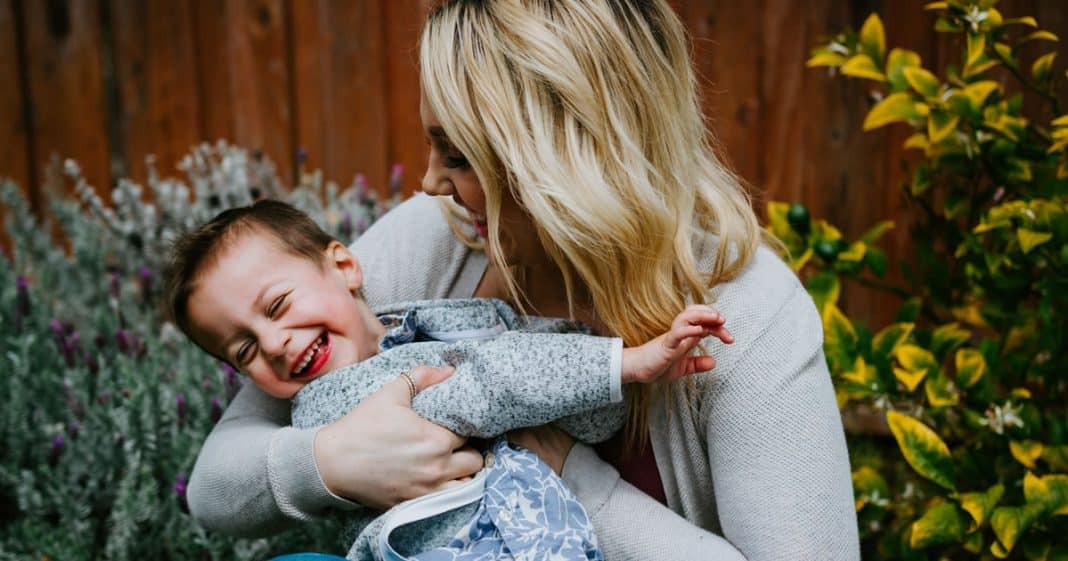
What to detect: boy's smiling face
<box><xmin>185</xmin><ymin>230</ymin><xmax>380</xmax><ymax>399</ymax></box>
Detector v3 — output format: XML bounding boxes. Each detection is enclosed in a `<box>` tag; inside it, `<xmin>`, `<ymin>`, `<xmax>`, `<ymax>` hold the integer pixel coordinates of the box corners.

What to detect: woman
<box><xmin>186</xmin><ymin>1</ymin><xmax>858</xmax><ymax>559</ymax></box>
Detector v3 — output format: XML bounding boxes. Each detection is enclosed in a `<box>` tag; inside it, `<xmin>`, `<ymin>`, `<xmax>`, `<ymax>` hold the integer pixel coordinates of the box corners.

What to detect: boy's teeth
<box><xmin>294</xmin><ymin>339</ymin><xmax>323</xmax><ymax>376</ymax></box>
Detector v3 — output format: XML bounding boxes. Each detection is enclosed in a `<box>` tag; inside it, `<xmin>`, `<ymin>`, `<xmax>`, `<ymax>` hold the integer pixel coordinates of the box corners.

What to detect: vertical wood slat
<box><xmin>191</xmin><ymin>0</ymin><xmax>293</xmax><ymax>185</ymax></box>
<box><xmin>22</xmin><ymin>0</ymin><xmax>110</xmax><ymax>195</ymax></box>
<box><xmin>290</xmin><ymin>1</ymin><xmax>388</xmax><ymax>193</ymax></box>
<box><xmin>0</xmin><ymin>0</ymin><xmax>32</xmax><ymax>204</ymax></box>
<box><xmin>110</xmin><ymin>0</ymin><xmax>201</xmax><ymax>183</ymax></box>
<box><xmin>384</xmin><ymin>0</ymin><xmax>430</xmax><ymax>195</ymax></box>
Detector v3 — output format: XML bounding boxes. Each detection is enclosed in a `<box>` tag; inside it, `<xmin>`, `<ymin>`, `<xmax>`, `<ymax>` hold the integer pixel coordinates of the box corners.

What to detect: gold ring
<box><xmin>399</xmin><ymin>371</ymin><xmax>418</xmax><ymax>401</ymax></box>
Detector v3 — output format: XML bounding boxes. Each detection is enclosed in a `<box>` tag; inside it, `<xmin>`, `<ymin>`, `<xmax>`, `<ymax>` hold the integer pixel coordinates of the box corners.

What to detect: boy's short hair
<box><xmin>165</xmin><ymin>199</ymin><xmax>336</xmax><ymax>336</ymax></box>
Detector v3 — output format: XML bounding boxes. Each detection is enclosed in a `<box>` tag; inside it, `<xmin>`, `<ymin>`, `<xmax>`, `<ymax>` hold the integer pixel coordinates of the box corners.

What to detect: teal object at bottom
<box><xmin>269</xmin><ymin>554</ymin><xmax>347</xmax><ymax>561</ymax></box>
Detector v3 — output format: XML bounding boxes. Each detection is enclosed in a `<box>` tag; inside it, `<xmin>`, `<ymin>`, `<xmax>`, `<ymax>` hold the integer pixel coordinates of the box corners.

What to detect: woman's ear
<box><xmin>325</xmin><ymin>241</ymin><xmax>363</xmax><ymax>293</ymax></box>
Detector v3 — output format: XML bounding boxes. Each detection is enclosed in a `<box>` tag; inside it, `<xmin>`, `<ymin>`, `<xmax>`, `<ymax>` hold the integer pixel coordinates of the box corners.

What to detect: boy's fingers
<box><xmin>689</xmin><ymin>355</ymin><xmax>717</xmax><ymax>374</ymax></box>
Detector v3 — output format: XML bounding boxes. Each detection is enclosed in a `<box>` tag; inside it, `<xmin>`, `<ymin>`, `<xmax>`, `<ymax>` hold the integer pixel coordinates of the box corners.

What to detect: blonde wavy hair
<box><xmin>421</xmin><ymin>0</ymin><xmax>766</xmax><ymax>447</ymax></box>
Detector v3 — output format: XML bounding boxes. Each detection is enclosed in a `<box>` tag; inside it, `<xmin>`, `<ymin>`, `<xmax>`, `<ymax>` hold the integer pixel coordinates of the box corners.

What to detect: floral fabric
<box><xmin>408</xmin><ymin>438</ymin><xmax>603</xmax><ymax>561</ymax></box>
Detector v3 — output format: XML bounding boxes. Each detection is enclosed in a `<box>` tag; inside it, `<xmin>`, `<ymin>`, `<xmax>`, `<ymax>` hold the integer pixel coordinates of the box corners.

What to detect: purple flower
<box><xmin>97</xmin><ymin>391</ymin><xmax>111</xmax><ymax>405</ymax></box>
<box><xmin>139</xmin><ymin>266</ymin><xmax>153</xmax><ymax>305</ymax></box>
<box><xmin>174</xmin><ymin>472</ymin><xmax>189</xmax><ymax>513</ymax></box>
<box><xmin>355</xmin><ymin>174</ymin><xmax>369</xmax><ymax>198</ymax></box>
<box><xmin>176</xmin><ymin>393</ymin><xmax>188</xmax><ymax>427</ymax></box>
<box><xmin>389</xmin><ymin>164</ymin><xmax>404</xmax><ymax>195</ymax></box>
<box><xmin>339</xmin><ymin>211</ymin><xmax>353</xmax><ymax>241</ymax></box>
<box><xmin>210</xmin><ymin>398</ymin><xmax>223</xmax><ymax>423</ymax></box>
<box><xmin>48</xmin><ymin>434</ymin><xmax>64</xmax><ymax>466</ymax></box>
<box><xmin>84</xmin><ymin>351</ymin><xmax>99</xmax><ymax>374</ymax></box>
<box><xmin>15</xmin><ymin>276</ymin><xmax>29</xmax><ymax>330</ymax></box>
<box><xmin>109</xmin><ymin>271</ymin><xmax>121</xmax><ymax>299</ymax></box>
<box><xmin>115</xmin><ymin>329</ymin><xmax>131</xmax><ymax>354</ymax></box>
<box><xmin>67</xmin><ymin>421</ymin><xmax>80</xmax><ymax>439</ymax></box>
<box><xmin>223</xmin><ymin>362</ymin><xmax>242</xmax><ymax>403</ymax></box>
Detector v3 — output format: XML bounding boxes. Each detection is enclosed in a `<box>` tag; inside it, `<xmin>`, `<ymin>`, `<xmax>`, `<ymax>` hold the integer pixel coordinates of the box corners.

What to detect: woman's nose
<box><xmin>421</xmin><ymin>159</ymin><xmax>453</xmax><ymax>196</ymax></box>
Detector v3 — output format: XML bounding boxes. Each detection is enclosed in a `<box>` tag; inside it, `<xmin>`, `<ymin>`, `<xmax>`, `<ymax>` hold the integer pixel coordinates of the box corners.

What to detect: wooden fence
<box><xmin>1</xmin><ymin>0</ymin><xmax>1066</xmax><ymax>325</ymax></box>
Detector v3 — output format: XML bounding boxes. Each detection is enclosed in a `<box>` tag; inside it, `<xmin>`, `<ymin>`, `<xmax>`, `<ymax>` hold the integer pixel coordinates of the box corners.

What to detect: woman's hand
<box><xmin>508</xmin><ymin>424</ymin><xmax>576</xmax><ymax>475</ymax></box>
<box><xmin>313</xmin><ymin>365</ymin><xmax>484</xmax><ymax>510</ymax></box>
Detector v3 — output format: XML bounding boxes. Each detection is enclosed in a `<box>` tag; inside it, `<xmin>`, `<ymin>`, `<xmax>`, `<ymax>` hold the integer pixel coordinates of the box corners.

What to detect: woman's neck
<box><xmin>476</xmin><ymin>262</ymin><xmax>605</xmax><ymax>333</ymax></box>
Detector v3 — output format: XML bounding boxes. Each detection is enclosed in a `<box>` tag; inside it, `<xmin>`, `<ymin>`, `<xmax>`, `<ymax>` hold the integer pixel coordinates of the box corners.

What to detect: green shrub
<box><xmin>0</xmin><ymin>142</ymin><xmax>398</xmax><ymax>560</ymax></box>
<box><xmin>775</xmin><ymin>1</ymin><xmax>1068</xmax><ymax>559</ymax></box>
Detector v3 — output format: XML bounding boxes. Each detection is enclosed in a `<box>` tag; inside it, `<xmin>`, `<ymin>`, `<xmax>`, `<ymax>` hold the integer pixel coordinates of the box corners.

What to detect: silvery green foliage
<box><xmin>0</xmin><ymin>143</ymin><xmax>397</xmax><ymax>559</ymax></box>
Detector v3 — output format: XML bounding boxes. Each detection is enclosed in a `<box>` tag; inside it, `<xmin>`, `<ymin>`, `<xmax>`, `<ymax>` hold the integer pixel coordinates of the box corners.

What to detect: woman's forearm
<box><xmin>562</xmin><ymin>444</ymin><xmax>747</xmax><ymax>561</ymax></box>
<box><xmin>187</xmin><ymin>383</ymin><xmax>353</xmax><ymax>536</ymax></box>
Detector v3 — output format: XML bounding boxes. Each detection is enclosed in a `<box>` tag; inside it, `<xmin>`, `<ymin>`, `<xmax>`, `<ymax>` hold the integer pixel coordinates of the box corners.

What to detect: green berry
<box><xmin>815</xmin><ymin>239</ymin><xmax>843</xmax><ymax>261</ymax></box>
<box><xmin>787</xmin><ymin>203</ymin><xmax>811</xmax><ymax>235</ymax></box>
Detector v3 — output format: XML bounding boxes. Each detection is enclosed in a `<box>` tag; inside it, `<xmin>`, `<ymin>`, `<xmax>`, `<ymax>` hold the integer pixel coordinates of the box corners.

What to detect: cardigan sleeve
<box><xmin>186</xmin><ymin>195</ymin><xmax>480</xmax><ymax>536</ymax></box>
<box><xmin>696</xmin><ymin>285</ymin><xmax>859</xmax><ymax>560</ymax></box>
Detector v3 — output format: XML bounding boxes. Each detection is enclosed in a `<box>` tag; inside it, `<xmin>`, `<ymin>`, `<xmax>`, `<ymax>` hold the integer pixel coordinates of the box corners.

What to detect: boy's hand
<box><xmin>621</xmin><ymin>305</ymin><xmax>733</xmax><ymax>384</ymax></box>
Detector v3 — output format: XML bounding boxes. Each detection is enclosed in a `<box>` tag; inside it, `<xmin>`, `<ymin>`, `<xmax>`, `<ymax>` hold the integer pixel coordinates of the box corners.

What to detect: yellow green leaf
<box><xmin>962</xmin><ymin>81</ymin><xmax>1001</xmax><ymax>109</ymax></box>
<box><xmin>932</xmin><ymin>322</ymin><xmax>971</xmax><ymax>359</ymax></box>
<box><xmin>894</xmin><ymin>366</ymin><xmax>928</xmax><ymax>392</ymax></box>
<box><xmin>963</xmin><ymin>531</ymin><xmax>983</xmax><ymax>553</ymax></box>
<box><xmin>861</xmin><ymin>220</ymin><xmax>894</xmax><ymax>244</ymax></box>
<box><xmin>1052</xmin><ymin>115</ymin><xmax>1068</xmax><ymax>127</ymax></box>
<box><xmin>1010</xmin><ymin>441</ymin><xmax>1046</xmax><ymax>469</ymax></box>
<box><xmin>1024</xmin><ymin>472</ymin><xmax>1068</xmax><ymax>516</ymax></box>
<box><xmin>1033</xmin><ymin>52</ymin><xmax>1057</xmax><ymax>83</ymax></box>
<box><xmin>967</xmin><ymin>33</ymin><xmax>987</xmax><ymax>67</ymax></box>
<box><xmin>994</xmin><ymin>42</ymin><xmax>1015</xmax><ymax>68</ymax></box>
<box><xmin>904</xmin><ymin>133</ymin><xmax>929</xmax><ymax>151</ymax></box>
<box><xmin>843</xmin><ymin>356</ymin><xmax>879</xmax><ymax>389</ymax></box>
<box><xmin>852</xmin><ymin>466</ymin><xmax>889</xmax><ymax>510</ymax></box>
<box><xmin>1004</xmin><ymin>16</ymin><xmax>1038</xmax><ymax>28</ymax></box>
<box><xmin>911</xmin><ymin>500</ymin><xmax>967</xmax><ymax>548</ymax></box>
<box><xmin>925</xmin><ymin>370</ymin><xmax>959</xmax><ymax>407</ymax></box>
<box><xmin>1023</xmin><ymin>30</ymin><xmax>1060</xmax><ymax>43</ymax></box>
<box><xmin>838</xmin><ymin>241</ymin><xmax>867</xmax><ymax>262</ymax></box>
<box><xmin>806</xmin><ymin>271</ymin><xmax>840</xmax><ymax>314</ymax></box>
<box><xmin>1042</xmin><ymin>446</ymin><xmax>1068</xmax><ymax>471</ymax></box>
<box><xmin>896</xmin><ymin>343</ymin><xmax>938</xmax><ymax>372</ymax></box>
<box><xmin>887</xmin><ymin>410</ymin><xmax>956</xmax><ymax>491</ymax></box>
<box><xmin>928</xmin><ymin>109</ymin><xmax>960</xmax><ymax>143</ymax></box>
<box><xmin>886</xmin><ymin>48</ymin><xmax>923</xmax><ymax>92</ymax></box>
<box><xmin>903</xmin><ymin>66</ymin><xmax>940</xmax><ymax>97</ymax></box>
<box><xmin>874</xmin><ymin>323</ymin><xmax>915</xmax><ymax>356</ymax></box>
<box><xmin>965</xmin><ymin>57</ymin><xmax>1001</xmax><ymax>78</ymax></box>
<box><xmin>955</xmin><ymin>348</ymin><xmax>987</xmax><ymax>388</ymax></box>
<box><xmin>807</xmin><ymin>51</ymin><xmax>848</xmax><ymax>68</ymax></box>
<box><xmin>1017</xmin><ymin>228</ymin><xmax>1052</xmax><ymax>254</ymax></box>
<box><xmin>842</xmin><ymin>54</ymin><xmax>886</xmax><ymax>81</ymax></box>
<box><xmin>860</xmin><ymin>13</ymin><xmax>886</xmax><ymax>63</ymax></box>
<box><xmin>990</xmin><ymin>504</ymin><xmax>1045</xmax><ymax>555</ymax></box>
<box><xmin>951</xmin><ymin>304</ymin><xmax>990</xmax><ymax>328</ymax></box>
<box><xmin>959</xmin><ymin>484</ymin><xmax>1005</xmax><ymax>531</ymax></box>
<box><xmin>924</xmin><ymin>1</ymin><xmax>947</xmax><ymax>9</ymax></box>
<box><xmin>864</xmin><ymin>92</ymin><xmax>921</xmax><ymax>130</ymax></box>
<box><xmin>823</xmin><ymin>304</ymin><xmax>857</xmax><ymax>372</ymax></box>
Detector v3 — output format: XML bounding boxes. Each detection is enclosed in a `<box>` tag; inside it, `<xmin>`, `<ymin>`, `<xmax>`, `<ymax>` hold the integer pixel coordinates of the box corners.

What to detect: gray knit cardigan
<box><xmin>187</xmin><ymin>194</ymin><xmax>859</xmax><ymax>561</ymax></box>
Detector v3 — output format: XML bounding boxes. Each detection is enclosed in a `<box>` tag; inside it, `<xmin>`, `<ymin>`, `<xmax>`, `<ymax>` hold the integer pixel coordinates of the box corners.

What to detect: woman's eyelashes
<box><xmin>443</xmin><ymin>154</ymin><xmax>469</xmax><ymax>169</ymax></box>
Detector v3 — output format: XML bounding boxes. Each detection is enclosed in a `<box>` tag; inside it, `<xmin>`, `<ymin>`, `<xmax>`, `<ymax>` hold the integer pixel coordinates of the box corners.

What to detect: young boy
<box><xmin>166</xmin><ymin>200</ymin><xmax>732</xmax><ymax>561</ymax></box>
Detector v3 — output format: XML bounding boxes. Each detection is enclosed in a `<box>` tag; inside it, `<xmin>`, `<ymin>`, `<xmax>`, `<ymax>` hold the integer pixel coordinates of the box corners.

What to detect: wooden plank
<box><xmin>191</xmin><ymin>0</ymin><xmax>293</xmax><ymax>186</ymax></box>
<box><xmin>291</xmin><ymin>1</ymin><xmax>388</xmax><ymax>195</ymax></box>
<box><xmin>678</xmin><ymin>0</ymin><xmax>765</xmax><ymax>192</ymax></box>
<box><xmin>110</xmin><ymin>0</ymin><xmax>201</xmax><ymax>183</ymax></box>
<box><xmin>0</xmin><ymin>0</ymin><xmax>32</xmax><ymax>203</ymax></box>
<box><xmin>384</xmin><ymin>0</ymin><xmax>429</xmax><ymax>196</ymax></box>
<box><xmin>22</xmin><ymin>0</ymin><xmax>111</xmax><ymax>197</ymax></box>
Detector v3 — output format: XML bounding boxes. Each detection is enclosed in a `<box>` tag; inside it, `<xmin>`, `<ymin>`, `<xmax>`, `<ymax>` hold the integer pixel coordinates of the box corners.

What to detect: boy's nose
<box><xmin>258</xmin><ymin>327</ymin><xmax>290</xmax><ymax>364</ymax></box>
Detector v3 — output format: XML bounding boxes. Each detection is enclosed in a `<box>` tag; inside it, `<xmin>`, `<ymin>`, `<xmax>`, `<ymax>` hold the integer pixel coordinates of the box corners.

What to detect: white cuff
<box><xmin>609</xmin><ymin>338</ymin><xmax>623</xmax><ymax>402</ymax></box>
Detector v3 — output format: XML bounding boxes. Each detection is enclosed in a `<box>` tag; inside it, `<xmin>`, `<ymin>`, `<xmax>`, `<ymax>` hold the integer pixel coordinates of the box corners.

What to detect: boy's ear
<box><xmin>326</xmin><ymin>241</ymin><xmax>363</xmax><ymax>292</ymax></box>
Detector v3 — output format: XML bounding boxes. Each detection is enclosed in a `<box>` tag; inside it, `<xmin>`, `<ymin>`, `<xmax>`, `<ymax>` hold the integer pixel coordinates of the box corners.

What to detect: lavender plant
<box><xmin>0</xmin><ymin>142</ymin><xmax>398</xmax><ymax>560</ymax></box>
